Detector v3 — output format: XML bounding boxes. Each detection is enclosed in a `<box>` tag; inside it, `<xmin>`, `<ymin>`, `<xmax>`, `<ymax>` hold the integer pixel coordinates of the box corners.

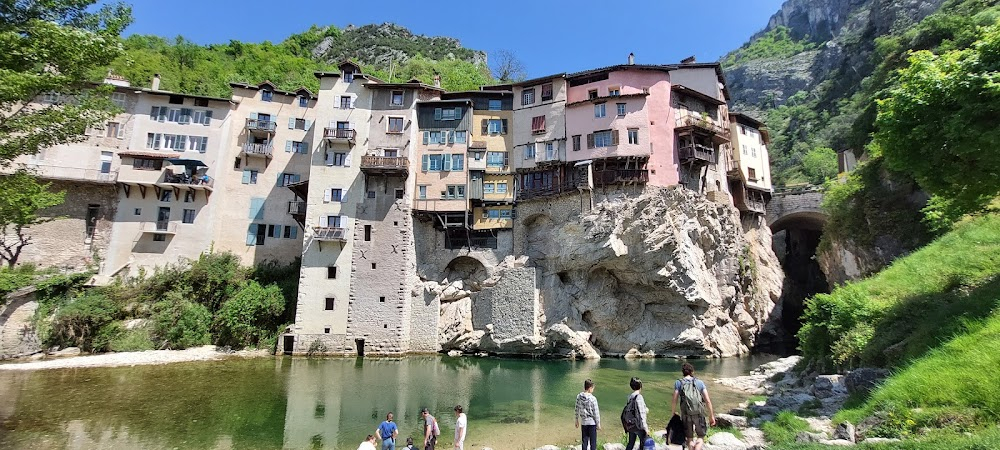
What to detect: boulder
<box><xmin>766</xmin><ymin>392</ymin><xmax>816</xmax><ymax>411</ymax></box>
<box><xmin>795</xmin><ymin>431</ymin><xmax>827</xmax><ymax>443</ymax></box>
<box><xmin>603</xmin><ymin>444</ymin><xmax>626</xmax><ymax>450</ymax></box>
<box><xmin>844</xmin><ymin>368</ymin><xmax>890</xmax><ymax>396</ymax></box>
<box><xmin>715</xmin><ymin>413</ymin><xmax>748</xmax><ymax>429</ymax></box>
<box><xmin>545</xmin><ymin>323</ymin><xmax>601</xmax><ymax>359</ymax></box>
<box><xmin>833</xmin><ymin>422</ymin><xmax>856</xmax><ymax>443</ymax></box>
<box><xmin>727</xmin><ymin>407</ymin><xmax>746</xmax><ymax>416</ymax></box>
<box><xmin>707</xmin><ymin>432</ymin><xmax>747</xmax><ymax>449</ymax></box>
<box><xmin>52</xmin><ymin>347</ymin><xmax>81</xmax><ymax>357</ymax></box>
<box><xmin>447</xmin><ymin>350</ymin><xmax>462</xmax><ymax>357</ymax></box>
<box><xmin>813</xmin><ymin>374</ymin><xmax>848</xmax><ymax>399</ymax></box>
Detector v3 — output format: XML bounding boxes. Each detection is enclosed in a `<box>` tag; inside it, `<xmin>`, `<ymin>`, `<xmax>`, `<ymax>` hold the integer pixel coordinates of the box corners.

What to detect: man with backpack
<box><xmin>621</xmin><ymin>377</ymin><xmax>650</xmax><ymax>450</ymax></box>
<box><xmin>670</xmin><ymin>363</ymin><xmax>716</xmax><ymax>450</ymax></box>
<box><xmin>420</xmin><ymin>407</ymin><xmax>440</xmax><ymax>450</ymax></box>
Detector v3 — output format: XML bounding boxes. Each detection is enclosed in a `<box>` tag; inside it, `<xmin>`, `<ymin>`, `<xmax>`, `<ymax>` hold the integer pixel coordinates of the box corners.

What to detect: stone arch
<box><xmin>443</xmin><ymin>256</ymin><xmax>489</xmax><ymax>286</ymax></box>
<box><xmin>769</xmin><ymin>210</ymin><xmax>827</xmax><ymax>234</ymax></box>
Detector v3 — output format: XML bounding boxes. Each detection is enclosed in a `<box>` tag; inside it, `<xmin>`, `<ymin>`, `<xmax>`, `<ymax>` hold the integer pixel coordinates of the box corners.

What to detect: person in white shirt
<box><xmin>453</xmin><ymin>404</ymin><xmax>467</xmax><ymax>450</ymax></box>
<box><xmin>358</xmin><ymin>434</ymin><xmax>378</xmax><ymax>450</ymax></box>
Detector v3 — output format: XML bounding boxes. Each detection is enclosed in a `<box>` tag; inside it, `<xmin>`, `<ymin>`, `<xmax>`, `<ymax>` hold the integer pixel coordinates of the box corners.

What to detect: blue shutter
<box><xmin>289</xmin><ymin>226</ymin><xmax>298</xmax><ymax>239</ymax></box>
<box><xmin>285</xmin><ymin>140</ymin><xmax>292</xmax><ymax>152</ymax></box>
<box><xmin>276</xmin><ymin>172</ymin><xmax>284</xmax><ymax>186</ymax></box>
<box><xmin>293</xmin><ymin>174</ymin><xmax>301</xmax><ymax>183</ymax></box>
<box><xmin>443</xmin><ymin>154</ymin><xmax>452</xmax><ymax>171</ymax></box>
<box><xmin>422</xmin><ymin>155</ymin><xmax>428</xmax><ymax>171</ymax></box>
<box><xmin>288</xmin><ymin>118</ymin><xmax>295</xmax><ymax>129</ymax></box>
<box><xmin>447</xmin><ymin>131</ymin><xmax>454</xmax><ymax>144</ymax></box>
<box><xmin>434</xmin><ymin>108</ymin><xmax>442</xmax><ymax>120</ymax></box>
<box><xmin>241</xmin><ymin>169</ymin><xmax>251</xmax><ymax>184</ymax></box>
<box><xmin>300</xmin><ymin>141</ymin><xmax>309</xmax><ymax>154</ymax></box>
<box><xmin>305</xmin><ymin>120</ymin><xmax>312</xmax><ymax>130</ymax></box>
<box><xmin>454</xmin><ymin>107</ymin><xmax>462</xmax><ymax>118</ymax></box>
<box><xmin>246</xmin><ymin>224</ymin><xmax>256</xmax><ymax>245</ymax></box>
<box><xmin>249</xmin><ymin>112</ymin><xmax>258</xmax><ymax>120</ymax></box>
<box><xmin>249</xmin><ymin>197</ymin><xmax>265</xmax><ymax>220</ymax></box>
<box><xmin>203</xmin><ymin>110</ymin><xmax>212</xmax><ymax>125</ymax></box>
<box><xmin>454</xmin><ymin>155</ymin><xmax>463</xmax><ymax>171</ymax></box>
<box><xmin>422</xmin><ymin>131</ymin><xmax>429</xmax><ymax>145</ymax></box>
<box><xmin>273</xmin><ymin>224</ymin><xmax>282</xmax><ymax>238</ymax></box>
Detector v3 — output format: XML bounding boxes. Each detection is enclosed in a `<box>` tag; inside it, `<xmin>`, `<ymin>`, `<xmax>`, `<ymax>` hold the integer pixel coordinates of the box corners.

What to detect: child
<box><xmin>403</xmin><ymin>437</ymin><xmax>416</xmax><ymax>450</ymax></box>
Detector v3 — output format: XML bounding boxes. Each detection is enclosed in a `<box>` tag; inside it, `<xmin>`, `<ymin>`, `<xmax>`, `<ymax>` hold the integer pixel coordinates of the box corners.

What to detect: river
<box><xmin>0</xmin><ymin>355</ymin><xmax>776</xmax><ymax>450</ymax></box>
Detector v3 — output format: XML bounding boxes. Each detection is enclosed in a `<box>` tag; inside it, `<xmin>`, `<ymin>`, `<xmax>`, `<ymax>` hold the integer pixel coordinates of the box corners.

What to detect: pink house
<box><xmin>564</xmin><ymin>65</ymin><xmax>677</xmax><ymax>187</ymax></box>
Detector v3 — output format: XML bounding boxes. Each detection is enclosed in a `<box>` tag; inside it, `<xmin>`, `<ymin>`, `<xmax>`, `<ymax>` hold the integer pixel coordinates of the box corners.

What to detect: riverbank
<box><xmin>0</xmin><ymin>345</ymin><xmax>269</xmax><ymax>371</ymax></box>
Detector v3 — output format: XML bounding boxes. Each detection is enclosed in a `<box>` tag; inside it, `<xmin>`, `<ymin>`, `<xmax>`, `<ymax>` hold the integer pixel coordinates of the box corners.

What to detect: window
<box><xmin>167</xmin><ymin>108</ymin><xmax>183</xmax><ymax>122</ymax></box>
<box><xmin>364</xmin><ymin>225</ymin><xmax>372</xmax><ymax>241</ymax></box>
<box><xmin>330</xmin><ymin>188</ymin><xmax>343</xmax><ymax>202</ymax></box>
<box><xmin>524</xmin><ymin>143</ymin><xmax>536</xmax><ymax>159</ymax></box>
<box><xmin>340</xmin><ymin>96</ymin><xmax>352</xmax><ymax>109</ymax></box>
<box><xmin>531</xmin><ymin>116</ymin><xmax>545</xmax><ymax>134</ymax></box>
<box><xmin>249</xmin><ymin>170</ymin><xmax>258</xmax><ymax>184</ymax></box>
<box><xmin>134</xmin><ymin>208</ymin><xmax>141</xmax><ymax>216</ymax></box>
<box><xmin>445</xmin><ymin>185</ymin><xmax>466</xmax><ymax>199</ymax></box>
<box><xmin>453</xmin><ymin>131</ymin><xmax>467</xmax><ymax>143</ymax></box>
<box><xmin>281</xmin><ymin>173</ymin><xmax>298</xmax><ymax>186</ymax></box>
<box><xmin>234</xmin><ymin>157</ymin><xmax>241</xmax><ymax>169</ymax></box>
<box><xmin>496</xmin><ymin>182</ymin><xmax>508</xmax><ymax>193</ymax></box>
<box><xmin>299</xmin><ymin>96</ymin><xmax>309</xmax><ymax>107</ymax></box>
<box><xmin>383</xmin><ymin>149</ymin><xmax>398</xmax><ymax>157</ymax></box>
<box><xmin>418</xmin><ymin>185</ymin><xmax>427</xmax><ymax>199</ymax></box>
<box><xmin>522</xmin><ymin>88</ymin><xmax>535</xmax><ymax>105</ymax></box>
<box><xmin>572</xmin><ymin>135</ymin><xmax>581</xmax><ymax>151</ymax></box>
<box><xmin>387</xmin><ymin>117</ymin><xmax>404</xmax><ymax>133</ymax></box>
<box><xmin>451</xmin><ymin>154</ymin><xmax>464</xmax><ymax>170</ymax></box>
<box><xmin>268</xmin><ymin>224</ymin><xmax>281</xmax><ymax>238</ymax></box>
<box><xmin>291</xmin><ymin>141</ymin><xmax>308</xmax><ymax>153</ymax></box>
<box><xmin>488</xmin><ymin>209</ymin><xmax>500</xmax><ymax>219</ymax></box>
<box><xmin>473</xmin><ymin>151</ymin><xmax>483</xmax><ymax>160</ymax></box>
<box><xmin>371</xmin><ymin>262</ymin><xmax>377</xmax><ymax>270</ymax></box>
<box><xmin>594</xmin><ymin>103</ymin><xmax>606</xmax><ymax>118</ymax></box>
<box><xmin>488</xmin><ymin>119</ymin><xmax>503</xmax><ymax>134</ymax></box>
<box><xmin>500</xmin><ymin>209</ymin><xmax>512</xmax><ymax>218</ymax></box>
<box><xmin>617</xmin><ymin>103</ymin><xmax>627</xmax><ymax>116</ymax></box>
<box><xmin>545</xmin><ymin>142</ymin><xmax>555</xmax><ymax>159</ymax></box>
<box><xmin>628</xmin><ymin>128</ymin><xmax>639</xmax><ymax>145</ymax></box>
<box><xmin>367</xmin><ymin>190</ymin><xmax>376</xmax><ymax>199</ymax></box>
<box><xmin>391</xmin><ymin>90</ymin><xmax>404</xmax><ymax>106</ymax></box>
<box><xmin>441</xmin><ymin>108</ymin><xmax>457</xmax><ymax>120</ymax></box>
<box><xmin>168</xmin><ymin>95</ymin><xmax>183</xmax><ymax>104</ymax></box>
<box><xmin>343</xmin><ymin>72</ymin><xmax>355</xmax><ymax>83</ymax></box>
<box><xmin>184</xmin><ymin>191</ymin><xmax>194</xmax><ymax>203</ymax></box>
<box><xmin>484</xmin><ymin>183</ymin><xmax>494</xmax><ymax>194</ymax></box>
<box><xmin>488</xmin><ymin>99</ymin><xmax>501</xmax><ymax>110</ymax></box>
<box><xmin>742</xmin><ymin>144</ymin><xmax>748</xmax><ymax>155</ymax></box>
<box><xmin>327</xmin><ymin>266</ymin><xmax>337</xmax><ymax>279</ymax></box>
<box><xmin>425</xmin><ymin>131</ymin><xmax>443</xmax><ymax>144</ymax></box>
<box><xmin>293</xmin><ymin>118</ymin><xmax>307</xmax><ymax>130</ymax></box>
<box><xmin>106</xmin><ymin>122</ymin><xmax>123</xmax><ymax>139</ymax></box>
<box><xmin>752</xmin><ymin>147</ymin><xmax>757</xmax><ymax>157</ymax></box>
<box><xmin>592</xmin><ymin>130</ymin><xmax>614</xmax><ymax>147</ymax></box>
<box><xmin>541</xmin><ymin>83</ymin><xmax>553</xmax><ymax>101</ymax></box>
<box><xmin>132</xmin><ymin>158</ymin><xmax>162</xmax><ymax>170</ymax></box>
<box><xmin>426</xmin><ymin>153</ymin><xmax>443</xmax><ymax>170</ymax></box>
<box><xmin>158</xmin><ymin>134</ymin><xmax>184</xmax><ymax>150</ymax></box>
<box><xmin>112</xmin><ymin>92</ymin><xmax>127</xmax><ymax>108</ymax></box>
<box><xmin>150</xmin><ymin>106</ymin><xmax>167</xmax><ymax>122</ymax></box>
<box><xmin>588</xmin><ymin>89</ymin><xmax>598</xmax><ymax>100</ymax></box>
<box><xmin>487</xmin><ymin>151</ymin><xmax>505</xmax><ymax>168</ymax></box>
<box><xmin>283</xmin><ymin>226</ymin><xmax>297</xmax><ymax>239</ymax></box>
<box><xmin>261</xmin><ymin>90</ymin><xmax>273</xmax><ymax>102</ymax></box>
<box><xmin>323</xmin><ymin>327</ymin><xmax>331</xmax><ymax>334</ymax></box>
<box><xmin>330</xmin><ymin>152</ymin><xmax>346</xmax><ymax>166</ymax></box>
<box><xmin>740</xmin><ymin>125</ymin><xmax>747</xmax><ymax>135</ymax></box>
<box><xmin>325</xmin><ymin>298</ymin><xmax>335</xmax><ymax>310</ymax></box>
<box><xmin>193</xmin><ymin>98</ymin><xmax>208</xmax><ymax>107</ymax></box>
<box><xmin>748</xmin><ymin>168</ymin><xmax>757</xmax><ymax>180</ymax></box>
<box><xmin>191</xmin><ymin>110</ymin><xmax>212</xmax><ymax>126</ymax></box>
<box><xmin>160</xmin><ymin>190</ymin><xmax>172</xmax><ymax>202</ymax></box>
<box><xmin>189</xmin><ymin>136</ymin><xmax>208</xmax><ymax>152</ymax></box>
<box><xmin>153</xmin><ymin>234</ymin><xmax>166</xmax><ymax>242</ymax></box>
<box><xmin>182</xmin><ymin>209</ymin><xmax>196</xmax><ymax>224</ymax></box>
<box><xmin>609</xmin><ymin>87</ymin><xmax>621</xmax><ymax>96</ymax></box>
<box><xmin>395</xmin><ymin>188</ymin><xmax>404</xmax><ymax>199</ymax></box>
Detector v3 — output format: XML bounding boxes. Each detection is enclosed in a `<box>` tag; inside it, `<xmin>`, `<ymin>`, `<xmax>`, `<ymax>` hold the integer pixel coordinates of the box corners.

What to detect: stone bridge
<box><xmin>767</xmin><ymin>188</ymin><xmax>826</xmax><ymax>233</ymax></box>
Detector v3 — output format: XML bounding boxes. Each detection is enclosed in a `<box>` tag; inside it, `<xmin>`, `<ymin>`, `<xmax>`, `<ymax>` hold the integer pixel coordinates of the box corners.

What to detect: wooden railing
<box><xmin>675</xmin><ymin>112</ymin><xmax>729</xmax><ymax>137</ymax></box>
<box><xmin>245</xmin><ymin>119</ymin><xmax>276</xmax><ymax>133</ymax></box>
<box><xmin>360</xmin><ymin>155</ymin><xmax>408</xmax><ymax>170</ymax></box>
<box><xmin>141</xmin><ymin>221</ymin><xmax>177</xmax><ymax>233</ymax></box>
<box><xmin>242</xmin><ymin>142</ymin><xmax>273</xmax><ymax>157</ymax></box>
<box><xmin>593</xmin><ymin>169</ymin><xmax>649</xmax><ymax>187</ymax></box>
<box><xmin>518</xmin><ymin>181</ymin><xmax>579</xmax><ymax>201</ymax></box>
<box><xmin>678</xmin><ymin>144</ymin><xmax>717</xmax><ymax>164</ymax></box>
<box><xmin>324</xmin><ymin>128</ymin><xmax>356</xmax><ymax>140</ymax></box>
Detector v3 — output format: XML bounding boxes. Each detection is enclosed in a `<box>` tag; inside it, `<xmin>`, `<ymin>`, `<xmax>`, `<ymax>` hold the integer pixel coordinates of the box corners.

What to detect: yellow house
<box><xmin>453</xmin><ymin>90</ymin><xmax>515</xmax><ymax>230</ymax></box>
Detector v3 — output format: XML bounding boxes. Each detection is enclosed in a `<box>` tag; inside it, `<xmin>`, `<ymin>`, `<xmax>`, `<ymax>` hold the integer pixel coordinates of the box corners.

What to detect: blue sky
<box><xmin>122</xmin><ymin>0</ymin><xmax>785</xmax><ymax>77</ymax></box>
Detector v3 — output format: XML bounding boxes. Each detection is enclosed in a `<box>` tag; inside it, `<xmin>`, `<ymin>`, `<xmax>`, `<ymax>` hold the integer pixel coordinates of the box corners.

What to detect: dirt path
<box><xmin>0</xmin><ymin>346</ymin><xmax>269</xmax><ymax>371</ymax></box>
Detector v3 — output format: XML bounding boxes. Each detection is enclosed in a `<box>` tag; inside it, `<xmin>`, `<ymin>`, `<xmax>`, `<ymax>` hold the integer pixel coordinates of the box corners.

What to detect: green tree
<box><xmin>801</xmin><ymin>146</ymin><xmax>839</xmax><ymax>185</ymax></box>
<box><xmin>0</xmin><ymin>170</ymin><xmax>66</xmax><ymax>267</ymax></box>
<box><xmin>0</xmin><ymin>0</ymin><xmax>133</xmax><ymax>165</ymax></box>
<box><xmin>214</xmin><ymin>280</ymin><xmax>285</xmax><ymax>349</ymax></box>
<box><xmin>875</xmin><ymin>23</ymin><xmax>1000</xmax><ymax>219</ymax></box>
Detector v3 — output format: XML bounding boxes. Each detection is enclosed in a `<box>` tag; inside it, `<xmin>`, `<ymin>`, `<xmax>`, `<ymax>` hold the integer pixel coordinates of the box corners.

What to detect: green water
<box><xmin>0</xmin><ymin>355</ymin><xmax>776</xmax><ymax>450</ymax></box>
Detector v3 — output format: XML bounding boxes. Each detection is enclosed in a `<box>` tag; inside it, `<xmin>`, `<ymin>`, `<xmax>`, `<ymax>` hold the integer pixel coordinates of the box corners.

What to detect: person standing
<box><xmin>376</xmin><ymin>412</ymin><xmax>399</xmax><ymax>450</ymax></box>
<box><xmin>671</xmin><ymin>363</ymin><xmax>716</xmax><ymax>450</ymax></box>
<box><xmin>421</xmin><ymin>407</ymin><xmax>439</xmax><ymax>450</ymax></box>
<box><xmin>358</xmin><ymin>435</ymin><xmax>378</xmax><ymax>450</ymax></box>
<box><xmin>624</xmin><ymin>377</ymin><xmax>650</xmax><ymax>450</ymax></box>
<box><xmin>453</xmin><ymin>405</ymin><xmax>467</xmax><ymax>450</ymax></box>
<box><xmin>575</xmin><ymin>378</ymin><xmax>601</xmax><ymax>450</ymax></box>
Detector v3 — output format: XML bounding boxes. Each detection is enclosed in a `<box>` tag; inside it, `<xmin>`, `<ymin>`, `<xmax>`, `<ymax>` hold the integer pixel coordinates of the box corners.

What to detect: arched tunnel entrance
<box><xmin>769</xmin><ymin>211</ymin><xmax>830</xmax><ymax>347</ymax></box>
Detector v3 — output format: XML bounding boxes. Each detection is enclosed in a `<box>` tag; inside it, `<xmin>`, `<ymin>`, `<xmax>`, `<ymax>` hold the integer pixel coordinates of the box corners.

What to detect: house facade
<box><xmin>727</xmin><ymin>112</ymin><xmax>772</xmax><ymax>214</ymax></box>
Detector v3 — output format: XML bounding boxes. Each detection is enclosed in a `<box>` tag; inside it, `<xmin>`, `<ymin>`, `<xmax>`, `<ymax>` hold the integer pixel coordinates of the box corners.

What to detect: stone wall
<box><xmin>11</xmin><ymin>181</ymin><xmax>117</xmax><ymax>271</ymax></box>
<box><xmin>475</xmin><ymin>267</ymin><xmax>538</xmax><ymax>343</ymax></box>
<box><xmin>0</xmin><ymin>289</ymin><xmax>41</xmax><ymax>359</ymax></box>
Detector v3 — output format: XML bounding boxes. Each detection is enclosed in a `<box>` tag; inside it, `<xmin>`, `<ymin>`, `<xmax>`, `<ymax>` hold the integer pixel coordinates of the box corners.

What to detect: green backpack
<box><xmin>679</xmin><ymin>378</ymin><xmax>705</xmax><ymax>416</ymax></box>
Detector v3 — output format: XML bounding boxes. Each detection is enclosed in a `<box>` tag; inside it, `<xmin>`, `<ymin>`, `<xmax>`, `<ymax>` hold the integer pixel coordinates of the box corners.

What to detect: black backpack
<box><xmin>620</xmin><ymin>394</ymin><xmax>642</xmax><ymax>433</ymax></box>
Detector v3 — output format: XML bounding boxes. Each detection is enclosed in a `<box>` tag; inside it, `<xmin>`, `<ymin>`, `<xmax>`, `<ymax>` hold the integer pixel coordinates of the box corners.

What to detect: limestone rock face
<box><xmin>531</xmin><ymin>187</ymin><xmax>782</xmax><ymax>357</ymax></box>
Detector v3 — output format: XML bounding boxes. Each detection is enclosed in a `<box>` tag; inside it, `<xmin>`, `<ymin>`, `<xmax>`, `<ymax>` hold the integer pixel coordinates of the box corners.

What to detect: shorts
<box><xmin>682</xmin><ymin>415</ymin><xmax>707</xmax><ymax>439</ymax></box>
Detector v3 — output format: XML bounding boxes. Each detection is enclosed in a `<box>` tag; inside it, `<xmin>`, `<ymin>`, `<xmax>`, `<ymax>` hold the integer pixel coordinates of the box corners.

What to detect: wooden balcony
<box><xmin>288</xmin><ymin>201</ymin><xmax>307</xmax><ymax>215</ymax></box>
<box><xmin>241</xmin><ymin>142</ymin><xmax>273</xmax><ymax>158</ymax></box>
<box><xmin>140</xmin><ymin>221</ymin><xmax>177</xmax><ymax>235</ymax></box>
<box><xmin>324</xmin><ymin>128</ymin><xmax>356</xmax><ymax>143</ymax></box>
<box><xmin>313</xmin><ymin>227</ymin><xmax>347</xmax><ymax>242</ymax></box>
<box><xmin>245</xmin><ymin>119</ymin><xmax>276</xmax><ymax>136</ymax></box>
<box><xmin>518</xmin><ymin>181</ymin><xmax>579</xmax><ymax>201</ymax></box>
<box><xmin>675</xmin><ymin>114</ymin><xmax>730</xmax><ymax>142</ymax></box>
<box><xmin>360</xmin><ymin>155</ymin><xmax>408</xmax><ymax>175</ymax></box>
<box><xmin>678</xmin><ymin>144</ymin><xmax>717</xmax><ymax>165</ymax></box>
<box><xmin>593</xmin><ymin>169</ymin><xmax>649</xmax><ymax>187</ymax></box>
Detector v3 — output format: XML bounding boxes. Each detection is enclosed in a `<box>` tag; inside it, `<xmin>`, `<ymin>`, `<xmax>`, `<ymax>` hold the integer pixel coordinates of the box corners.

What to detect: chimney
<box><xmin>628</xmin><ymin>52</ymin><xmax>635</xmax><ymax>65</ymax></box>
<box><xmin>681</xmin><ymin>56</ymin><xmax>697</xmax><ymax>64</ymax></box>
<box><xmin>433</xmin><ymin>74</ymin><xmax>441</xmax><ymax>88</ymax></box>
<box><xmin>151</xmin><ymin>73</ymin><xmax>161</xmax><ymax>90</ymax></box>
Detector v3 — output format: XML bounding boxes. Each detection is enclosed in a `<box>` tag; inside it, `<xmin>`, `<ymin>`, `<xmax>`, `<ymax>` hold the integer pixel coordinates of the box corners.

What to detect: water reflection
<box><xmin>0</xmin><ymin>355</ymin><xmax>775</xmax><ymax>450</ymax></box>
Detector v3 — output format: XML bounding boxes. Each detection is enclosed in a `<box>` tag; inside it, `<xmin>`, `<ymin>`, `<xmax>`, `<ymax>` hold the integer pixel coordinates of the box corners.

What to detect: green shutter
<box><xmin>422</xmin><ymin>131</ymin><xmax>429</xmax><ymax>145</ymax></box>
<box><xmin>285</xmin><ymin>140</ymin><xmax>292</xmax><ymax>152</ymax></box>
<box><xmin>434</xmin><ymin>108</ymin><xmax>442</xmax><ymax>120</ymax></box>
<box><xmin>246</xmin><ymin>224</ymin><xmax>256</xmax><ymax>245</ymax></box>
<box><xmin>241</xmin><ymin>169</ymin><xmax>251</xmax><ymax>184</ymax></box>
<box><xmin>300</xmin><ymin>141</ymin><xmax>309</xmax><ymax>154</ymax></box>
<box><xmin>274</xmin><ymin>224</ymin><xmax>282</xmax><ymax>238</ymax></box>
<box><xmin>276</xmin><ymin>172</ymin><xmax>284</xmax><ymax>186</ymax></box>
<box><xmin>249</xmin><ymin>197</ymin><xmax>265</xmax><ymax>220</ymax></box>
<box><xmin>289</xmin><ymin>226</ymin><xmax>298</xmax><ymax>239</ymax></box>
<box><xmin>250</xmin><ymin>112</ymin><xmax>258</xmax><ymax>120</ymax></box>
<box><xmin>443</xmin><ymin>154</ymin><xmax>452</xmax><ymax>171</ymax></box>
<box><xmin>422</xmin><ymin>155</ymin><xmax>428</xmax><ymax>171</ymax></box>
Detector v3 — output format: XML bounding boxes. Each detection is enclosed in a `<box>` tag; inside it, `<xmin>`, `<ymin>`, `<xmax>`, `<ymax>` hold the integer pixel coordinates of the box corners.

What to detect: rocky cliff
<box><xmin>424</xmin><ymin>187</ymin><xmax>784</xmax><ymax>358</ymax></box>
<box><xmin>725</xmin><ymin>0</ymin><xmax>946</xmax><ymax>115</ymax></box>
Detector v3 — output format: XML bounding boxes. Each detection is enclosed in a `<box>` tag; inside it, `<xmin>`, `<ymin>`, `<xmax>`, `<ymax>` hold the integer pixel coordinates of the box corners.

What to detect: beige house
<box><xmin>727</xmin><ymin>112</ymin><xmax>772</xmax><ymax>214</ymax></box>
<box><xmin>510</xmin><ymin>74</ymin><xmax>573</xmax><ymax>201</ymax></box>
<box><xmin>104</xmin><ymin>79</ymin><xmax>233</xmax><ymax>276</ymax></box>
<box><xmin>211</xmin><ymin>81</ymin><xmax>315</xmax><ymax>266</ymax></box>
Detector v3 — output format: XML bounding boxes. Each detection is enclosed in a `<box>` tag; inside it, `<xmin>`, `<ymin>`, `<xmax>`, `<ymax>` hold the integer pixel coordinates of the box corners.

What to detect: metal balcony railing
<box><xmin>324</xmin><ymin>128</ymin><xmax>356</xmax><ymax>140</ymax></box>
<box><xmin>242</xmin><ymin>142</ymin><xmax>273</xmax><ymax>157</ymax></box>
<box><xmin>245</xmin><ymin>119</ymin><xmax>276</xmax><ymax>133</ymax></box>
<box><xmin>288</xmin><ymin>201</ymin><xmax>307</xmax><ymax>215</ymax></box>
<box><xmin>313</xmin><ymin>227</ymin><xmax>347</xmax><ymax>241</ymax></box>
